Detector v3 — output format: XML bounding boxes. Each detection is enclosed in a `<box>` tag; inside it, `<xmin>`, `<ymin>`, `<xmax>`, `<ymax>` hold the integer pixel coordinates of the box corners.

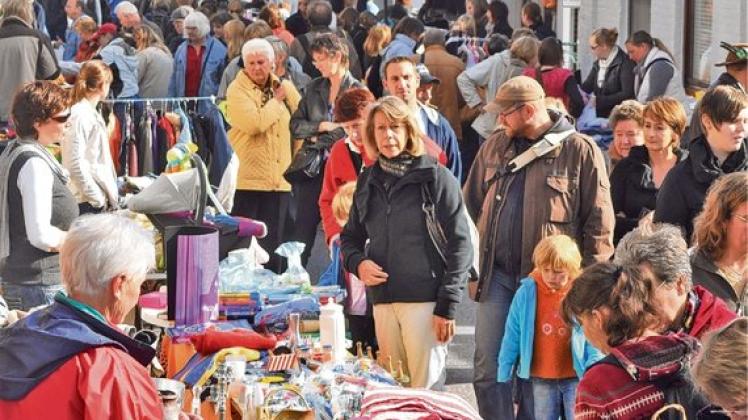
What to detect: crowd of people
<box><xmin>0</xmin><ymin>0</ymin><xmax>746</xmax><ymax>418</ymax></box>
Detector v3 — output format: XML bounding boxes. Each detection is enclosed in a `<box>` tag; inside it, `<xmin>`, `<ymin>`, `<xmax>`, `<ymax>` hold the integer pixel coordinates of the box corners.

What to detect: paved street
<box><xmin>305</xmin><ymin>226</ymin><xmax>479</xmax><ymax>410</ymax></box>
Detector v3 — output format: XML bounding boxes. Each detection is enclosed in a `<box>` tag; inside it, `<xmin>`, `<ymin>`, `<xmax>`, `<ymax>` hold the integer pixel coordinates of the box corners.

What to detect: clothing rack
<box><xmin>102</xmin><ymin>96</ymin><xmax>217</xmax><ymax>104</ymax></box>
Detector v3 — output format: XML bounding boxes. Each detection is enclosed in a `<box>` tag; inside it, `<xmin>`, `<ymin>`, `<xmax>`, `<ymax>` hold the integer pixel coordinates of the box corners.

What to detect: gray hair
<box><xmin>113</xmin><ymin>0</ymin><xmax>137</xmax><ymax>15</ymax></box>
<box><xmin>61</xmin><ymin>214</ymin><xmax>155</xmax><ymax>300</ymax></box>
<box><xmin>1</xmin><ymin>0</ymin><xmax>35</xmax><ymax>26</ymax></box>
<box><xmin>613</xmin><ymin>223</ymin><xmax>692</xmax><ymax>287</ymax></box>
<box><xmin>184</xmin><ymin>11</ymin><xmax>210</xmax><ymax>38</ymax></box>
<box><xmin>265</xmin><ymin>35</ymin><xmax>288</xmax><ymax>63</ymax></box>
<box><xmin>241</xmin><ymin>37</ymin><xmax>275</xmax><ymax>62</ymax></box>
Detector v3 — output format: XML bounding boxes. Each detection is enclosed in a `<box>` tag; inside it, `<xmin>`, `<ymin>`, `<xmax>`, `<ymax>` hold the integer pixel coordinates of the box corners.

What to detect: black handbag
<box><xmin>283</xmin><ymin>141</ymin><xmax>325</xmax><ymax>183</ymax></box>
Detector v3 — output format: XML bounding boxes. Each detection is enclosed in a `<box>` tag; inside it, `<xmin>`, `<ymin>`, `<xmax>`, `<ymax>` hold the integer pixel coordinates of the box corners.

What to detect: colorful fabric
<box><xmin>360</xmin><ymin>384</ymin><xmax>481</xmax><ymax>420</ymax></box>
<box><xmin>190</xmin><ymin>328</ymin><xmax>277</xmax><ymax>354</ymax></box>
<box><xmin>529</xmin><ymin>273</ymin><xmax>575</xmax><ymax>379</ymax></box>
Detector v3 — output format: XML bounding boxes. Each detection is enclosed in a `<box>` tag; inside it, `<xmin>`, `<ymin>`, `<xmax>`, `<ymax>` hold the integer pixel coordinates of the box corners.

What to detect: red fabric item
<box><xmin>319</xmin><ymin>139</ymin><xmax>374</xmax><ymax>245</ymax></box>
<box><xmin>75</xmin><ymin>40</ymin><xmax>99</xmax><ymax>63</ymax></box>
<box><xmin>688</xmin><ymin>285</ymin><xmax>736</xmax><ymax>339</ymax></box>
<box><xmin>0</xmin><ymin>347</ymin><xmax>163</xmax><ymax>420</ymax></box>
<box><xmin>523</xmin><ymin>67</ymin><xmax>574</xmax><ymax>110</ymax></box>
<box><xmin>109</xmin><ymin>116</ymin><xmax>122</xmax><ymax>174</ymax></box>
<box><xmin>158</xmin><ymin>116</ymin><xmax>177</xmax><ymax>149</ymax></box>
<box><xmin>190</xmin><ymin>328</ymin><xmax>278</xmax><ymax>354</ymax></box>
<box><xmin>574</xmin><ymin>334</ymin><xmax>698</xmax><ymax>420</ymax></box>
<box><xmin>423</xmin><ymin>135</ymin><xmax>448</xmax><ymax>167</ymax></box>
<box><xmin>185</xmin><ymin>44</ymin><xmax>204</xmax><ymax>98</ymax></box>
<box><xmin>529</xmin><ymin>272</ymin><xmax>575</xmax><ymax>379</ymax></box>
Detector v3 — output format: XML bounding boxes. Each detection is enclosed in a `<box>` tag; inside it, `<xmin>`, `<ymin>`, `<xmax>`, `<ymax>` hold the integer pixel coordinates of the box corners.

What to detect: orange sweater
<box><xmin>529</xmin><ymin>272</ymin><xmax>576</xmax><ymax>379</ymax></box>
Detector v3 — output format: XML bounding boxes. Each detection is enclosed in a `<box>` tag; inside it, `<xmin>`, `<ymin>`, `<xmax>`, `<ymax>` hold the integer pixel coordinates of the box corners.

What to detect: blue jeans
<box><xmin>473</xmin><ymin>269</ymin><xmax>533</xmax><ymax>419</ymax></box>
<box><xmin>1</xmin><ymin>283</ymin><xmax>63</xmax><ymax>311</ymax></box>
<box><xmin>532</xmin><ymin>377</ymin><xmax>578</xmax><ymax>420</ymax></box>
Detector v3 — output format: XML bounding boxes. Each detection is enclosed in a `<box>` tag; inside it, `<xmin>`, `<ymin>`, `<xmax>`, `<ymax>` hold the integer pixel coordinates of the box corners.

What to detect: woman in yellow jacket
<box><xmin>226</xmin><ymin>37</ymin><xmax>301</xmax><ymax>272</ymax></box>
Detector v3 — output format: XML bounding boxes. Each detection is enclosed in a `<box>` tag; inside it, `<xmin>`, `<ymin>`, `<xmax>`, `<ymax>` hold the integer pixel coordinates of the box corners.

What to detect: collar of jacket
<box><xmin>424</xmin><ymin>44</ymin><xmax>448</xmax><ymax>53</ymax></box>
<box><xmin>239</xmin><ymin>71</ymin><xmax>281</xmax><ymax>91</ymax></box>
<box><xmin>393</xmin><ymin>33</ymin><xmax>416</xmax><ymax>49</ymax></box>
<box><xmin>420</xmin><ymin>103</ymin><xmax>440</xmax><ymax>125</ymax></box>
<box><xmin>356</xmin><ymin>155</ymin><xmax>439</xmax><ymax>221</ymax></box>
<box><xmin>713</xmin><ymin>71</ymin><xmax>746</xmax><ymax>93</ymax></box>
<box><xmin>495</xmin><ymin>109</ymin><xmax>574</xmax><ymax>163</ymax></box>
<box><xmin>0</xmin><ymin>16</ymin><xmax>31</xmax><ymax>29</ymax></box>
<box><xmin>688</xmin><ymin>135</ymin><xmax>748</xmax><ymax>184</ymax></box>
<box><xmin>626</xmin><ymin>145</ymin><xmax>688</xmax><ymax>187</ymax></box>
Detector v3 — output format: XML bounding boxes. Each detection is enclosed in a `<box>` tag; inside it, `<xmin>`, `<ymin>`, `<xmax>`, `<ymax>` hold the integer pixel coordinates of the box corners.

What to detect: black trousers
<box><xmin>288</xmin><ymin>172</ymin><xmax>324</xmax><ymax>267</ymax></box>
<box><xmin>232</xmin><ymin>190</ymin><xmax>290</xmax><ymax>273</ymax></box>
<box><xmin>347</xmin><ymin>314</ymin><xmax>378</xmax><ymax>354</ymax></box>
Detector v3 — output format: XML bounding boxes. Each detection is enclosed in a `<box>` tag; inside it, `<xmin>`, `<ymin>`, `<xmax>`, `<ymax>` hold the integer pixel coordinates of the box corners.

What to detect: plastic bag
<box><xmin>253</xmin><ymin>297</ymin><xmax>320</xmax><ymax>334</ymax></box>
<box><xmin>275</xmin><ymin>242</ymin><xmax>311</xmax><ymax>292</ymax></box>
<box><xmin>219</xmin><ymin>237</ymin><xmax>277</xmax><ymax>293</ymax></box>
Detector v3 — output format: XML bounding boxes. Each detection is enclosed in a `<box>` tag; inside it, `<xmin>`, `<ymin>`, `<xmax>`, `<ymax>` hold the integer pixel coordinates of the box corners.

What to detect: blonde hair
<box><xmin>363</xmin><ymin>24</ymin><xmax>391</xmax><ymax>57</ymax></box>
<box><xmin>363</xmin><ymin>96</ymin><xmax>425</xmax><ymax>159</ymax></box>
<box><xmin>532</xmin><ymin>235</ymin><xmax>583</xmax><ymax>279</ymax></box>
<box><xmin>510</xmin><ymin>36</ymin><xmax>540</xmax><ymax>65</ymax></box>
<box><xmin>1</xmin><ymin>0</ymin><xmax>35</xmax><ymax>26</ymax></box>
<box><xmin>224</xmin><ymin>19</ymin><xmax>246</xmax><ymax>60</ymax></box>
<box><xmin>74</xmin><ymin>15</ymin><xmax>97</xmax><ymax>35</ymax></box>
<box><xmin>72</xmin><ymin>60</ymin><xmax>113</xmax><ymax>103</ymax></box>
<box><xmin>133</xmin><ymin>24</ymin><xmax>169</xmax><ymax>53</ymax></box>
<box><xmin>642</xmin><ymin>97</ymin><xmax>687</xmax><ymax>151</ymax></box>
<box><xmin>691</xmin><ymin>317</ymin><xmax>748</xmax><ymax>411</ymax></box>
<box><xmin>332</xmin><ymin>181</ymin><xmax>357</xmax><ymax>226</ymax></box>
<box><xmin>692</xmin><ymin>172</ymin><xmax>748</xmax><ymax>261</ymax></box>
<box><xmin>590</xmin><ymin>27</ymin><xmax>619</xmax><ymax>48</ymax></box>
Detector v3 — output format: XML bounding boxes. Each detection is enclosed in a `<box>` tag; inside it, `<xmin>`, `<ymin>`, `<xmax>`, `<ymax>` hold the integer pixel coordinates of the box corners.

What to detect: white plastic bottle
<box><xmin>319</xmin><ymin>301</ymin><xmax>346</xmax><ymax>362</ymax></box>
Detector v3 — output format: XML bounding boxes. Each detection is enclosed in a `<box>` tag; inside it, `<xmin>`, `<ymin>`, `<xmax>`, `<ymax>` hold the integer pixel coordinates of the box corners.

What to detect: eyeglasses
<box><xmin>499</xmin><ymin>104</ymin><xmax>525</xmax><ymax>119</ymax></box>
<box><xmin>50</xmin><ymin>113</ymin><xmax>71</xmax><ymax>123</ymax></box>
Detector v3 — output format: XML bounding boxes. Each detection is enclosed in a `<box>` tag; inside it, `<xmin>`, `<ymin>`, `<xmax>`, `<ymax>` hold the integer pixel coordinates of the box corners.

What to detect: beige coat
<box><xmin>423</xmin><ymin>45</ymin><xmax>466</xmax><ymax>140</ymax></box>
<box><xmin>227</xmin><ymin>71</ymin><xmax>301</xmax><ymax>192</ymax></box>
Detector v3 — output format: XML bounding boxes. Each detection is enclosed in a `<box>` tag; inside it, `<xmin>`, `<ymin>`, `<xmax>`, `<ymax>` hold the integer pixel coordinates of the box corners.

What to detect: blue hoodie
<box><xmin>0</xmin><ymin>293</ymin><xmax>154</xmax><ymax>400</ymax></box>
<box><xmin>497</xmin><ymin>277</ymin><xmax>604</xmax><ymax>382</ymax></box>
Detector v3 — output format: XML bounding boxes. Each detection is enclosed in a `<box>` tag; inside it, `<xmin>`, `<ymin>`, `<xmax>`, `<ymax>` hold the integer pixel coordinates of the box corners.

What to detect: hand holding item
<box><xmin>273</xmin><ymin>84</ymin><xmax>286</xmax><ymax>102</ymax></box>
<box><xmin>432</xmin><ymin>315</ymin><xmax>456</xmax><ymax>343</ymax></box>
<box><xmin>357</xmin><ymin>259</ymin><xmax>388</xmax><ymax>286</ymax></box>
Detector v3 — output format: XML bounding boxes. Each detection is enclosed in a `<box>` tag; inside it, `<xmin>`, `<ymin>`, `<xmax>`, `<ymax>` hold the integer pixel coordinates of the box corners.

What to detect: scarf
<box><xmin>597</xmin><ymin>46</ymin><xmax>620</xmax><ymax>89</ymax></box>
<box><xmin>0</xmin><ymin>139</ymin><xmax>68</xmax><ymax>260</ymax></box>
<box><xmin>377</xmin><ymin>153</ymin><xmax>415</xmax><ymax>178</ymax></box>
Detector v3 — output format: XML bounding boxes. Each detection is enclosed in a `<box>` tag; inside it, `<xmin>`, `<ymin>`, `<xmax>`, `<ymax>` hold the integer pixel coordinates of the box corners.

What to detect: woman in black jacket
<box><xmin>581</xmin><ymin>27</ymin><xmax>636</xmax><ymax>118</ymax></box>
<box><xmin>289</xmin><ymin>33</ymin><xmax>362</xmax><ymax>266</ymax></box>
<box><xmin>654</xmin><ymin>86</ymin><xmax>748</xmax><ymax>242</ymax></box>
<box><xmin>610</xmin><ymin>97</ymin><xmax>687</xmax><ymax>243</ymax></box>
<box><xmin>341</xmin><ymin>96</ymin><xmax>472</xmax><ymax>389</ymax></box>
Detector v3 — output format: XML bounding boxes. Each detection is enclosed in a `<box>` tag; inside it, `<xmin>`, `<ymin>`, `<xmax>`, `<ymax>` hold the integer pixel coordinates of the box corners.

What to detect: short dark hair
<box><xmin>700</xmin><ymin>85</ymin><xmax>748</xmax><ymax>127</ymax></box>
<box><xmin>12</xmin><ymin>81</ymin><xmax>70</xmax><ymax>139</ymax></box>
<box><xmin>310</xmin><ymin>32</ymin><xmax>349</xmax><ymax>65</ymax></box>
<box><xmin>382</xmin><ymin>55</ymin><xmax>416</xmax><ymax>78</ymax></box>
<box><xmin>393</xmin><ymin>16</ymin><xmax>424</xmax><ymax>39</ymax></box>
<box><xmin>307</xmin><ymin>0</ymin><xmax>333</xmax><ymax>27</ymax></box>
<box><xmin>521</xmin><ymin>2</ymin><xmax>543</xmax><ymax>25</ymax></box>
<box><xmin>209</xmin><ymin>11</ymin><xmax>232</xmax><ymax>27</ymax></box>
<box><xmin>487</xmin><ymin>33</ymin><xmax>509</xmax><ymax>55</ymax></box>
<box><xmin>334</xmin><ymin>87</ymin><xmax>375</xmax><ymax>122</ymax></box>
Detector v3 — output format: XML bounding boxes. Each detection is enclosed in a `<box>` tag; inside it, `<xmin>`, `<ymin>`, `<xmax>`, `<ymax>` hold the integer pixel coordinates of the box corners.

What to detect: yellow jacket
<box><xmin>226</xmin><ymin>71</ymin><xmax>301</xmax><ymax>192</ymax></box>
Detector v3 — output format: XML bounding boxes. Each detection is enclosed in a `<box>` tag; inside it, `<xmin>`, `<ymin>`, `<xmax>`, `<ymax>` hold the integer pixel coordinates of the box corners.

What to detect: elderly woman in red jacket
<box><xmin>0</xmin><ymin>214</ymin><xmax>163</xmax><ymax>419</ymax></box>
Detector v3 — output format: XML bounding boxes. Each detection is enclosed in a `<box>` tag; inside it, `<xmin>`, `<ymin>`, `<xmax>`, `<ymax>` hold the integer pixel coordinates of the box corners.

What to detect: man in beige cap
<box><xmin>462</xmin><ymin>75</ymin><xmax>614</xmax><ymax>420</ymax></box>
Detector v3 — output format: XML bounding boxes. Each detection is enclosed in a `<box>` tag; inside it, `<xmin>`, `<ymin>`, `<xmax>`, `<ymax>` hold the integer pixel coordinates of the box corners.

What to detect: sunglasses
<box><xmin>50</xmin><ymin>113</ymin><xmax>71</xmax><ymax>123</ymax></box>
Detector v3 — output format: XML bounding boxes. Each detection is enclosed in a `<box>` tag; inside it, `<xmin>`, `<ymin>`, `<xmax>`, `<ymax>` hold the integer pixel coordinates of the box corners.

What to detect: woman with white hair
<box><xmin>226</xmin><ymin>38</ymin><xmax>301</xmax><ymax>272</ymax></box>
<box><xmin>0</xmin><ymin>213</ymin><xmax>163</xmax><ymax>419</ymax></box>
<box><xmin>168</xmin><ymin>11</ymin><xmax>226</xmax><ymax>112</ymax></box>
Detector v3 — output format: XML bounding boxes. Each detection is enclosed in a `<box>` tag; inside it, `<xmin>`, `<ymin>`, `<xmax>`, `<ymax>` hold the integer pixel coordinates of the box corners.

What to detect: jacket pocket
<box><xmin>546</xmin><ymin>175</ymin><xmax>575</xmax><ymax>223</ymax></box>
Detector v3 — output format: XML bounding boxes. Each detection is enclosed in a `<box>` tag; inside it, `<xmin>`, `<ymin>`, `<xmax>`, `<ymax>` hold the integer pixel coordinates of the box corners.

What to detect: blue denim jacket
<box><xmin>169</xmin><ymin>36</ymin><xmax>226</xmax><ymax>112</ymax></box>
<box><xmin>497</xmin><ymin>277</ymin><xmax>604</xmax><ymax>382</ymax></box>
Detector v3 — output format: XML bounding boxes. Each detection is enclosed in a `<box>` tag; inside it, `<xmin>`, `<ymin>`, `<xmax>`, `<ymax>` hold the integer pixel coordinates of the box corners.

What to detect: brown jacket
<box><xmin>462</xmin><ymin>114</ymin><xmax>614</xmax><ymax>300</ymax></box>
<box><xmin>423</xmin><ymin>45</ymin><xmax>466</xmax><ymax>140</ymax></box>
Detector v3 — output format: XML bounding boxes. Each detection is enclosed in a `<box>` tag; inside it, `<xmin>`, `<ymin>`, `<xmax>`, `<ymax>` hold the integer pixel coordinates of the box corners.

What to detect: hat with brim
<box><xmin>484</xmin><ymin>75</ymin><xmax>546</xmax><ymax>114</ymax></box>
<box><xmin>416</xmin><ymin>63</ymin><xmax>440</xmax><ymax>85</ymax></box>
<box><xmin>714</xmin><ymin>42</ymin><xmax>748</xmax><ymax>67</ymax></box>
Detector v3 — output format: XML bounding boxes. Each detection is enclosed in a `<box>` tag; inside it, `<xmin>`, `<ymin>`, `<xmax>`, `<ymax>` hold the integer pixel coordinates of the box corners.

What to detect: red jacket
<box><xmin>684</xmin><ymin>285</ymin><xmax>736</xmax><ymax>339</ymax></box>
<box><xmin>0</xmin><ymin>346</ymin><xmax>163</xmax><ymax>420</ymax></box>
<box><xmin>523</xmin><ymin>67</ymin><xmax>574</xmax><ymax>110</ymax></box>
<box><xmin>319</xmin><ymin>137</ymin><xmax>447</xmax><ymax>245</ymax></box>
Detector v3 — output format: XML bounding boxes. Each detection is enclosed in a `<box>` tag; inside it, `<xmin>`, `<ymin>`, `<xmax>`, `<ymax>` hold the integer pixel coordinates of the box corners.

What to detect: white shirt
<box><xmin>17</xmin><ymin>158</ymin><xmax>65</xmax><ymax>252</ymax></box>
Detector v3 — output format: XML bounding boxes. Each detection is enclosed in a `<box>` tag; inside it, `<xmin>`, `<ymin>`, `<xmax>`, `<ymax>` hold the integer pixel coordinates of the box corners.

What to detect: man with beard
<box><xmin>462</xmin><ymin>75</ymin><xmax>614</xmax><ymax>419</ymax></box>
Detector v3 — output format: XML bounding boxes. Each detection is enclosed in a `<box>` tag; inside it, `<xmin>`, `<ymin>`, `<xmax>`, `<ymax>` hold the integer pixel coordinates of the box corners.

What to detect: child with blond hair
<box><xmin>497</xmin><ymin>235</ymin><xmax>602</xmax><ymax>420</ymax></box>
